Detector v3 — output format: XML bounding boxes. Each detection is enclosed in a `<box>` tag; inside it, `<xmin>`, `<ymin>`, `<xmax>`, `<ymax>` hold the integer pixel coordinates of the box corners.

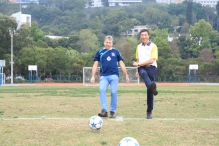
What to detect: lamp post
<box><xmin>9</xmin><ymin>29</ymin><xmax>16</xmax><ymax>84</ymax></box>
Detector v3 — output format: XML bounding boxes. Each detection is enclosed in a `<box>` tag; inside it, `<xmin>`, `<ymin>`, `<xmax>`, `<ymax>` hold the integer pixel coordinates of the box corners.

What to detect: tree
<box><xmin>22</xmin><ymin>3</ymin><xmax>46</xmax><ymax>22</ymax></box>
<box><xmin>209</xmin><ymin>30</ymin><xmax>219</xmax><ymax>52</ymax></box>
<box><xmin>19</xmin><ymin>47</ymin><xmax>38</xmax><ymax>74</ymax></box>
<box><xmin>50</xmin><ymin>47</ymin><xmax>68</xmax><ymax>79</ymax></box>
<box><xmin>14</xmin><ymin>24</ymin><xmax>33</xmax><ymax>56</ymax></box>
<box><xmin>201</xmin><ymin>6</ymin><xmax>217</xmax><ymax>28</ymax></box>
<box><xmin>186</xmin><ymin>0</ymin><xmax>193</xmax><ymax>25</ymax></box>
<box><xmin>142</xmin><ymin>7</ymin><xmax>170</xmax><ymax>26</ymax></box>
<box><xmin>198</xmin><ymin>48</ymin><xmax>214</xmax><ymax>62</ymax></box>
<box><xmin>30</xmin><ymin>22</ymin><xmax>45</xmax><ymax>42</ymax></box>
<box><xmin>216</xmin><ymin>2</ymin><xmax>219</xmax><ymax>31</ymax></box>
<box><xmin>34</xmin><ymin>47</ymin><xmax>47</xmax><ymax>78</ymax></box>
<box><xmin>114</xmin><ymin>37</ymin><xmax>133</xmax><ymax>65</ymax></box>
<box><xmin>168</xmin><ymin>3</ymin><xmax>187</xmax><ymax>16</ymax></box>
<box><xmin>189</xmin><ymin>19</ymin><xmax>212</xmax><ymax>45</ymax></box>
<box><xmin>67</xmin><ymin>34</ymin><xmax>80</xmax><ymax>50</ymax></box>
<box><xmin>192</xmin><ymin>2</ymin><xmax>204</xmax><ymax>21</ymax></box>
<box><xmin>0</xmin><ymin>14</ymin><xmax>17</xmax><ymax>59</ymax></box>
<box><xmin>217</xmin><ymin>2</ymin><xmax>219</xmax><ymax>16</ymax></box>
<box><xmin>215</xmin><ymin>50</ymin><xmax>219</xmax><ymax>59</ymax></box>
<box><xmin>43</xmin><ymin>0</ymin><xmax>87</xmax><ymax>11</ymax></box>
<box><xmin>178</xmin><ymin>14</ymin><xmax>187</xmax><ymax>26</ymax></box>
<box><xmin>102</xmin><ymin>9</ymin><xmax>127</xmax><ymax>36</ymax></box>
<box><xmin>102</xmin><ymin>0</ymin><xmax>109</xmax><ymax>7</ymax></box>
<box><xmin>119</xmin><ymin>18</ymin><xmax>140</xmax><ymax>37</ymax></box>
<box><xmin>180</xmin><ymin>22</ymin><xmax>190</xmax><ymax>33</ymax></box>
<box><xmin>76</xmin><ymin>29</ymin><xmax>99</xmax><ymax>53</ymax></box>
<box><xmin>0</xmin><ymin>1</ymin><xmax>18</xmax><ymax>15</ymax></box>
<box><xmin>169</xmin><ymin>38</ymin><xmax>181</xmax><ymax>58</ymax></box>
<box><xmin>177</xmin><ymin>36</ymin><xmax>195</xmax><ymax>59</ymax></box>
<box><xmin>142</xmin><ymin>0</ymin><xmax>156</xmax><ymax>3</ymax></box>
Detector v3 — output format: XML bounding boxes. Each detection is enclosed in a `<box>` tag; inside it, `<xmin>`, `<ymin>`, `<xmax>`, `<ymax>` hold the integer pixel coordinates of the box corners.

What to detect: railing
<box><xmin>3</xmin><ymin>75</ymin><xmax>219</xmax><ymax>83</ymax></box>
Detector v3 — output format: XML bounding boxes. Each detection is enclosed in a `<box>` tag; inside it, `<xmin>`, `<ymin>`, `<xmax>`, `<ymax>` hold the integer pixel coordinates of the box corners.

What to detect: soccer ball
<box><xmin>118</xmin><ymin>137</ymin><xmax>139</xmax><ymax>146</ymax></box>
<box><xmin>88</xmin><ymin>115</ymin><xmax>103</xmax><ymax>130</ymax></box>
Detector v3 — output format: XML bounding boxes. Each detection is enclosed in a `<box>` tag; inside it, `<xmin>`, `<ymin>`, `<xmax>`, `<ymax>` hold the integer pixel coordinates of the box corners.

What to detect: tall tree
<box><xmin>216</xmin><ymin>1</ymin><xmax>219</xmax><ymax>16</ymax></box>
<box><xmin>186</xmin><ymin>0</ymin><xmax>193</xmax><ymax>25</ymax></box>
<box><xmin>216</xmin><ymin>2</ymin><xmax>219</xmax><ymax>31</ymax></box>
<box><xmin>0</xmin><ymin>14</ymin><xmax>17</xmax><ymax>59</ymax></box>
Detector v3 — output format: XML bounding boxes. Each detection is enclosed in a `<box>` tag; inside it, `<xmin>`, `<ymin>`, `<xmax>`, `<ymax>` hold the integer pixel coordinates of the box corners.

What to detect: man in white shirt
<box><xmin>133</xmin><ymin>29</ymin><xmax>158</xmax><ymax>119</ymax></box>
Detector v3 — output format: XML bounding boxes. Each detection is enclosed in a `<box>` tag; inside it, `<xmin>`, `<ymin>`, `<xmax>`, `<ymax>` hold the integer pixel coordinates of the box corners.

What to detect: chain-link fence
<box><xmin>4</xmin><ymin>74</ymin><xmax>219</xmax><ymax>83</ymax></box>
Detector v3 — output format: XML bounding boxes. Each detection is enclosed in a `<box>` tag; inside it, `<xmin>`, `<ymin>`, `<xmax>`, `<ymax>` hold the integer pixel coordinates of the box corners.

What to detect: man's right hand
<box><xmin>90</xmin><ymin>77</ymin><xmax>95</xmax><ymax>84</ymax></box>
<box><xmin>135</xmin><ymin>72</ymin><xmax>139</xmax><ymax>78</ymax></box>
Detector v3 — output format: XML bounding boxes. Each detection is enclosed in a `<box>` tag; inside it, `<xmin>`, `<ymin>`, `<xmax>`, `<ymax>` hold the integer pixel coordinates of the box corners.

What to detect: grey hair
<box><xmin>104</xmin><ymin>35</ymin><xmax>113</xmax><ymax>42</ymax></box>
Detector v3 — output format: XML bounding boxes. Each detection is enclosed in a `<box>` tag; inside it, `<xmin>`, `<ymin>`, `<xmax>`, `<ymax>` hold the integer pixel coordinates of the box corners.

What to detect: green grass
<box><xmin>0</xmin><ymin>85</ymin><xmax>219</xmax><ymax>146</ymax></box>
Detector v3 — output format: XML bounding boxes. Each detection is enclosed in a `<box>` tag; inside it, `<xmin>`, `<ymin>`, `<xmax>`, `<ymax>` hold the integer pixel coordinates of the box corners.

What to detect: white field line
<box><xmin>1</xmin><ymin>117</ymin><xmax>219</xmax><ymax>121</ymax></box>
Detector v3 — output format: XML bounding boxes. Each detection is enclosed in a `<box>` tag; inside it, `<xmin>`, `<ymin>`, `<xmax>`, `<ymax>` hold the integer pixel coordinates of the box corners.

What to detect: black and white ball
<box><xmin>118</xmin><ymin>137</ymin><xmax>139</xmax><ymax>146</ymax></box>
<box><xmin>88</xmin><ymin>115</ymin><xmax>103</xmax><ymax>130</ymax></box>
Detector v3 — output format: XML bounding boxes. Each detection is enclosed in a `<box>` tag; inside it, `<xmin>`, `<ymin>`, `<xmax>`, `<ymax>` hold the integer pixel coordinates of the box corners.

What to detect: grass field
<box><xmin>0</xmin><ymin>84</ymin><xmax>219</xmax><ymax>146</ymax></box>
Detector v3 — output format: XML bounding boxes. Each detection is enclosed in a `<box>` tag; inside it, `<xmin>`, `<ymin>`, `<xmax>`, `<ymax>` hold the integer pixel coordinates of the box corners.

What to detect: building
<box><xmin>193</xmin><ymin>0</ymin><xmax>219</xmax><ymax>7</ymax></box>
<box><xmin>156</xmin><ymin>0</ymin><xmax>219</xmax><ymax>7</ymax></box>
<box><xmin>11</xmin><ymin>12</ymin><xmax>31</xmax><ymax>30</ymax></box>
<box><xmin>45</xmin><ymin>35</ymin><xmax>69</xmax><ymax>39</ymax></box>
<box><xmin>123</xmin><ymin>25</ymin><xmax>151</xmax><ymax>37</ymax></box>
<box><xmin>85</xmin><ymin>0</ymin><xmax>103</xmax><ymax>8</ymax></box>
<box><xmin>108</xmin><ymin>0</ymin><xmax>142</xmax><ymax>6</ymax></box>
<box><xmin>90</xmin><ymin>0</ymin><xmax>103</xmax><ymax>7</ymax></box>
<box><xmin>156</xmin><ymin>0</ymin><xmax>183</xmax><ymax>4</ymax></box>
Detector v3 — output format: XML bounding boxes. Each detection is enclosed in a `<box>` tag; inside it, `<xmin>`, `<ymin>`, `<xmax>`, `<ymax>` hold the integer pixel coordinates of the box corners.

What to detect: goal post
<box><xmin>83</xmin><ymin>67</ymin><xmax>140</xmax><ymax>86</ymax></box>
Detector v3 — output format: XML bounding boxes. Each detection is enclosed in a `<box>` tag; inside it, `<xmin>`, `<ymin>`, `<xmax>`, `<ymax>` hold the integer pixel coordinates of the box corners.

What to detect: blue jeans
<box><xmin>99</xmin><ymin>75</ymin><xmax>119</xmax><ymax>113</ymax></box>
<box><xmin>138</xmin><ymin>66</ymin><xmax>156</xmax><ymax>112</ymax></box>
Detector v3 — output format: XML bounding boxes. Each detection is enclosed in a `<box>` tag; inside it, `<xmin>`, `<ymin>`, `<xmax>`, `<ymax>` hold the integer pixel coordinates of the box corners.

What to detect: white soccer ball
<box><xmin>118</xmin><ymin>137</ymin><xmax>140</xmax><ymax>146</ymax></box>
<box><xmin>88</xmin><ymin>115</ymin><xmax>103</xmax><ymax>130</ymax></box>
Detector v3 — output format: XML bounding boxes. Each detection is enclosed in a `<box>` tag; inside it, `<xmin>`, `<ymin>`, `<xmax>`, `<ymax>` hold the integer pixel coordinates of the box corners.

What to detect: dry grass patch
<box><xmin>0</xmin><ymin>85</ymin><xmax>219</xmax><ymax>145</ymax></box>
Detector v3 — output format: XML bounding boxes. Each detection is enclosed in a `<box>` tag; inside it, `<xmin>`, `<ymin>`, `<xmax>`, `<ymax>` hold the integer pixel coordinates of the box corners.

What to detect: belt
<box><xmin>141</xmin><ymin>65</ymin><xmax>153</xmax><ymax>68</ymax></box>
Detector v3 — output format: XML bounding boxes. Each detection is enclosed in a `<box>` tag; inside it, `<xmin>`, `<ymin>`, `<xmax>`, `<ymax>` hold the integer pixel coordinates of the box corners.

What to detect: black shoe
<box><xmin>147</xmin><ymin>112</ymin><xmax>153</xmax><ymax>119</ymax></box>
<box><xmin>98</xmin><ymin>110</ymin><xmax>108</xmax><ymax>117</ymax></box>
<box><xmin>150</xmin><ymin>82</ymin><xmax>158</xmax><ymax>96</ymax></box>
<box><xmin>109</xmin><ymin>111</ymin><xmax>116</xmax><ymax>118</ymax></box>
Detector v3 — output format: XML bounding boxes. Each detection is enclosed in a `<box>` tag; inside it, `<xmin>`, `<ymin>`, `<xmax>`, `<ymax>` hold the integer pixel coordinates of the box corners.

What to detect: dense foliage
<box><xmin>0</xmin><ymin>1</ymin><xmax>219</xmax><ymax>82</ymax></box>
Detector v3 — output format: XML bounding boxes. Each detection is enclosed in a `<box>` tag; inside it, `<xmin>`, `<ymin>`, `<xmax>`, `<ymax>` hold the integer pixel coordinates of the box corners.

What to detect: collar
<box><xmin>142</xmin><ymin>41</ymin><xmax>151</xmax><ymax>46</ymax></box>
<box><xmin>104</xmin><ymin>47</ymin><xmax>112</xmax><ymax>50</ymax></box>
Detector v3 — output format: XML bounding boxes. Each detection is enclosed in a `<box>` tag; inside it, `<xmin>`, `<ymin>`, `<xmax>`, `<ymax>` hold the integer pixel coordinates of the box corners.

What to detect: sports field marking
<box><xmin>1</xmin><ymin>117</ymin><xmax>219</xmax><ymax>121</ymax></box>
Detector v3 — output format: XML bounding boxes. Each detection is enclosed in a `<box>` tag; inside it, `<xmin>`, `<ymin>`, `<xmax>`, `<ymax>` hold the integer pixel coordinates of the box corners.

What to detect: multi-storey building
<box><xmin>90</xmin><ymin>0</ymin><xmax>103</xmax><ymax>7</ymax></box>
<box><xmin>108</xmin><ymin>0</ymin><xmax>142</xmax><ymax>6</ymax></box>
<box><xmin>85</xmin><ymin>0</ymin><xmax>103</xmax><ymax>7</ymax></box>
<box><xmin>156</xmin><ymin>0</ymin><xmax>219</xmax><ymax>7</ymax></box>
<box><xmin>193</xmin><ymin>0</ymin><xmax>219</xmax><ymax>7</ymax></box>
<box><xmin>11</xmin><ymin>11</ymin><xmax>31</xmax><ymax>30</ymax></box>
<box><xmin>156</xmin><ymin>0</ymin><xmax>183</xmax><ymax>4</ymax></box>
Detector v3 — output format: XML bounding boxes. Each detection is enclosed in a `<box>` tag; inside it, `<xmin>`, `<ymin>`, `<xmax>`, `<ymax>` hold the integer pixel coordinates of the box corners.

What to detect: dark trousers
<box><xmin>138</xmin><ymin>66</ymin><xmax>156</xmax><ymax>112</ymax></box>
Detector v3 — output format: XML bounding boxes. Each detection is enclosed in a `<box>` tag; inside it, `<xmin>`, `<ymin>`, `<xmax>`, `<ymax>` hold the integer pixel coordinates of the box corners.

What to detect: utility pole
<box><xmin>9</xmin><ymin>29</ymin><xmax>16</xmax><ymax>84</ymax></box>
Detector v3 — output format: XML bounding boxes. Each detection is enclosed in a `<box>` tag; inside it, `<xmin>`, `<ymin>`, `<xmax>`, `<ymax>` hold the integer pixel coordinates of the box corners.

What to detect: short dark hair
<box><xmin>140</xmin><ymin>29</ymin><xmax>150</xmax><ymax>35</ymax></box>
